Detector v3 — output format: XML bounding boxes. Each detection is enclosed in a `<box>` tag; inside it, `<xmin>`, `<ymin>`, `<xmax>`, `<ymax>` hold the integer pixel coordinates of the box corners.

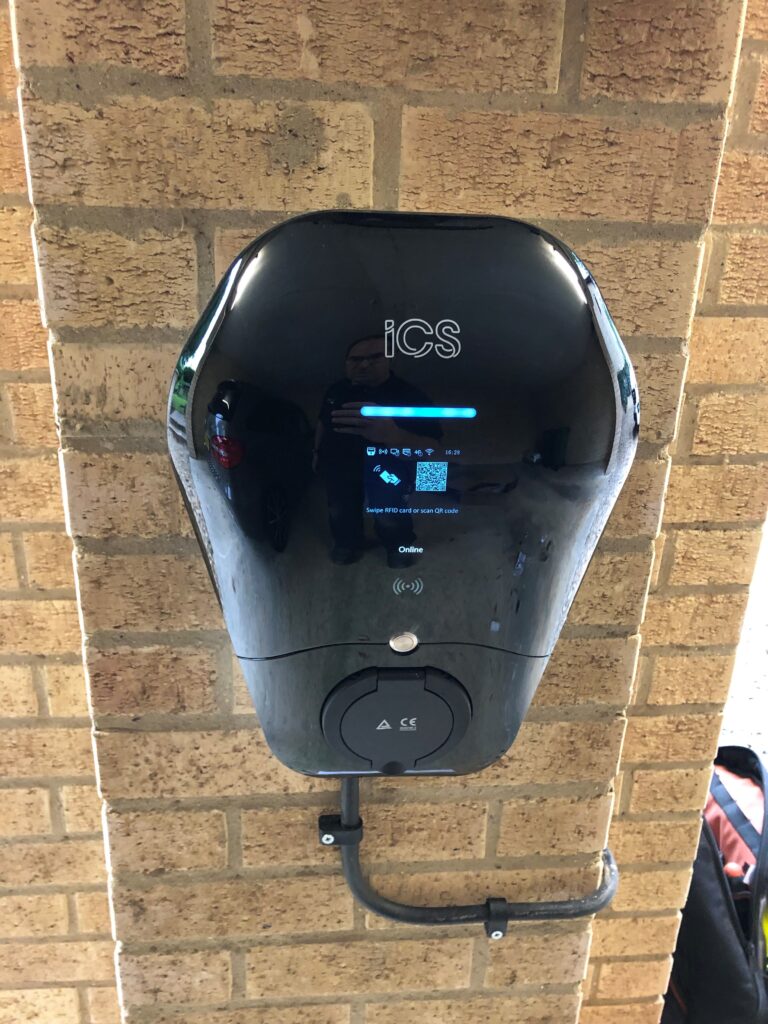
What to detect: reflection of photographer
<box><xmin>315</xmin><ymin>336</ymin><xmax>441</xmax><ymax>567</ymax></box>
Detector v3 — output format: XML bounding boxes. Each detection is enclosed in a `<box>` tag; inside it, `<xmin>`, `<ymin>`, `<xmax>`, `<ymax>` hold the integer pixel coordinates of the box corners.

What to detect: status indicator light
<box><xmin>360</xmin><ymin>406</ymin><xmax>477</xmax><ymax>419</ymax></box>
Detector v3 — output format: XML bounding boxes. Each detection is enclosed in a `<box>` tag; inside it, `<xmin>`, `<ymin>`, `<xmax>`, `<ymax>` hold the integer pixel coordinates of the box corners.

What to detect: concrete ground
<box><xmin>720</xmin><ymin>525</ymin><xmax>768</xmax><ymax>763</ymax></box>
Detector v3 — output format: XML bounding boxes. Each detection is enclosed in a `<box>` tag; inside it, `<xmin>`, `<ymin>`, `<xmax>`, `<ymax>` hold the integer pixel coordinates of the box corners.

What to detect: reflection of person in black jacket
<box><xmin>315</xmin><ymin>335</ymin><xmax>441</xmax><ymax>566</ymax></box>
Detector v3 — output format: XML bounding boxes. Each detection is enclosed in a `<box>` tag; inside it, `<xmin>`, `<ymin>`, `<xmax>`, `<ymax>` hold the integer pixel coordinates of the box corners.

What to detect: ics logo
<box><xmin>384</xmin><ymin>318</ymin><xmax>461</xmax><ymax>359</ymax></box>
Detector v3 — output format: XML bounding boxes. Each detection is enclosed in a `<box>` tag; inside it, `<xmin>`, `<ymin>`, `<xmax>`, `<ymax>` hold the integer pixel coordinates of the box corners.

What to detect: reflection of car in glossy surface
<box><xmin>205</xmin><ymin>380</ymin><xmax>313</xmax><ymax>550</ymax></box>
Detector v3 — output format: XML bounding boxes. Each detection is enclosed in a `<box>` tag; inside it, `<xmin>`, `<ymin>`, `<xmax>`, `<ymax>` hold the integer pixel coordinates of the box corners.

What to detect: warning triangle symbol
<box><xmin>376</xmin><ymin>719</ymin><xmax>392</xmax><ymax>730</ymax></box>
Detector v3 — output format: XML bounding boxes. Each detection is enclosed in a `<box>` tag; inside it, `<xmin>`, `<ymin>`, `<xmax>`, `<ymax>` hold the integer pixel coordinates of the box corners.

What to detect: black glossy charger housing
<box><xmin>168</xmin><ymin>210</ymin><xmax>638</xmax><ymax>777</ymax></box>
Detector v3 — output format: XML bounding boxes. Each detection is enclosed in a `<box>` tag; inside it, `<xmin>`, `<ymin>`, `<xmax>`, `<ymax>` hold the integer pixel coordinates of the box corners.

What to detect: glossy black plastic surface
<box><xmin>168</xmin><ymin>210</ymin><xmax>638</xmax><ymax>776</ymax></box>
<box><xmin>321</xmin><ymin>667</ymin><xmax>472</xmax><ymax>773</ymax></box>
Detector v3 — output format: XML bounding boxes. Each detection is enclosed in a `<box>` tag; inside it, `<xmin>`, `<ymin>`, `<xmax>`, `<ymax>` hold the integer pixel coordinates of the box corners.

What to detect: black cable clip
<box><xmin>318</xmin><ymin>813</ymin><xmax>363</xmax><ymax>848</ymax></box>
<box><xmin>484</xmin><ymin>897</ymin><xmax>509</xmax><ymax>940</ymax></box>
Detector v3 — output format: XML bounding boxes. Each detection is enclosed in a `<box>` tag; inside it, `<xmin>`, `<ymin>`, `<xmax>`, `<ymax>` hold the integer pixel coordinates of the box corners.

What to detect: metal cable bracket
<box><xmin>319</xmin><ymin>776</ymin><xmax>619</xmax><ymax>938</ymax></box>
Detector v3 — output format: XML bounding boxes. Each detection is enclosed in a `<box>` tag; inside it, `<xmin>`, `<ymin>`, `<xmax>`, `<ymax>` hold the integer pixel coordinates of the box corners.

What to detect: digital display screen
<box><xmin>364</xmin><ymin>446</ymin><xmax>463</xmax><ymax>518</ymax></box>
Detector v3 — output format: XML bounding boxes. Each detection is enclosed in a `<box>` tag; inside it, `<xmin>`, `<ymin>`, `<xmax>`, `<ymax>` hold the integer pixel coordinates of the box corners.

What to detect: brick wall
<box><xmin>581</xmin><ymin>3</ymin><xmax>768</xmax><ymax>1019</ymax></box>
<box><xmin>7</xmin><ymin>1</ymin><xmax>765</xmax><ymax>1022</ymax></box>
<box><xmin>0</xmin><ymin>3</ymin><xmax>118</xmax><ymax>1021</ymax></box>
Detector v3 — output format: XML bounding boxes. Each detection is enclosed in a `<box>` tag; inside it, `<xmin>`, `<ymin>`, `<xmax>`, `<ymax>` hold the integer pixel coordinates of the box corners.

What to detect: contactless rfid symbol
<box><xmin>392</xmin><ymin>577</ymin><xmax>424</xmax><ymax>596</ymax></box>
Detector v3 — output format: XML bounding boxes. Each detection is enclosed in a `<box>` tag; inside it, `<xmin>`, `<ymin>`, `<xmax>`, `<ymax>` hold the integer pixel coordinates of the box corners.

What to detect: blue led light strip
<box><xmin>360</xmin><ymin>406</ymin><xmax>477</xmax><ymax>419</ymax></box>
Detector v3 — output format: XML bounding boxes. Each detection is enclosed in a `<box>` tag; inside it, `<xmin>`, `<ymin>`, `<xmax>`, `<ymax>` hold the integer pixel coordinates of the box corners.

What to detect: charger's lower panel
<box><xmin>238</xmin><ymin>643</ymin><xmax>548</xmax><ymax>776</ymax></box>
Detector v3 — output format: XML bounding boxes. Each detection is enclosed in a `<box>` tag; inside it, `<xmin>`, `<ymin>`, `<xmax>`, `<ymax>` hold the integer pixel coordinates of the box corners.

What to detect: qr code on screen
<box><xmin>415</xmin><ymin>461</ymin><xmax>448</xmax><ymax>492</ymax></box>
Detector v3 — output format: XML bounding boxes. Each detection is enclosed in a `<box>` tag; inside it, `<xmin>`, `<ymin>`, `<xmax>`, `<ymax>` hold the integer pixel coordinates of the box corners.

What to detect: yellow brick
<box><xmin>150</xmin><ymin>1008</ymin><xmax>350</xmax><ymax>1024</ymax></box>
<box><xmin>534</xmin><ymin>637</ymin><xmax>638</xmax><ymax>707</ymax></box>
<box><xmin>0</xmin><ymin>893</ymin><xmax>69</xmax><ymax>937</ymax></box>
<box><xmin>720</xmin><ymin>234</ymin><xmax>768</xmax><ymax>305</ymax></box>
<box><xmin>23</xmin><ymin>532</ymin><xmax>74</xmax><ymax>590</ymax></box>
<box><xmin>651</xmin><ymin>532</ymin><xmax>667</xmax><ymax>590</ymax></box>
<box><xmin>630</xmin><ymin>767</ymin><xmax>712</xmax><ymax>814</ymax></box>
<box><xmin>0</xmin><ymin>395</ymin><xmax>11</xmax><ymax>446</ymax></box>
<box><xmin>645</xmin><ymin>652</ymin><xmax>735</xmax><ymax>705</ymax></box>
<box><xmin>595</xmin><ymin>957</ymin><xmax>672</xmax><ymax>1000</ymax></box>
<box><xmin>581</xmin><ymin>0</ymin><xmax>741</xmax><ymax>103</ymax></box>
<box><xmin>643</xmin><ymin>592</ymin><xmax>748</xmax><ymax>647</ymax></box>
<box><xmin>212</xmin><ymin>0</ymin><xmax>565</xmax><ymax>93</ymax></box>
<box><xmin>715</xmin><ymin>151</ymin><xmax>768</xmax><ymax>225</ymax></box>
<box><xmin>25</xmin><ymin>98</ymin><xmax>373</xmax><ymax>211</ymax></box>
<box><xmin>579</xmin><ymin>240</ymin><xmax>700</xmax><ymax>338</ymax></box>
<box><xmin>580</xmin><ymin>1005</ymin><xmax>664</xmax><ymax>1024</ymax></box>
<box><xmin>480</xmin><ymin>718</ymin><xmax>625</xmax><ymax>787</ymax></box>
<box><xmin>63</xmin><ymin>452</ymin><xmax>190</xmax><ymax>538</ymax></box>
<box><xmin>45</xmin><ymin>662</ymin><xmax>88</xmax><ymax>716</ymax></box>
<box><xmin>605</xmin><ymin>460</ymin><xmax>669</xmax><ymax>541</ymax></box>
<box><xmin>0</xmin><ymin>533</ymin><xmax>18</xmax><ymax>587</ymax></box>
<box><xmin>664</xmin><ymin>464</ymin><xmax>768</xmax><ymax>523</ymax></box>
<box><xmin>669</xmin><ymin>529</ymin><xmax>761</xmax><ymax>586</ymax></box>
<box><xmin>623</xmin><ymin>713</ymin><xmax>722</xmax><ymax>763</ymax></box>
<box><xmin>0</xmin><ymin>208</ymin><xmax>35</xmax><ymax>286</ymax></box>
<box><xmin>0</xmin><ymin>787</ymin><xmax>50</xmax><ymax>835</ymax></box>
<box><xmin>614</xmin><ymin>771</ymin><xmax>626</xmax><ymax>811</ymax></box>
<box><xmin>752</xmin><ymin>60</ymin><xmax>768</xmax><ymax>133</ymax></box>
<box><xmin>114</xmin><ymin>875</ymin><xmax>353</xmax><ymax>940</ymax></box>
<box><xmin>0</xmin><ymin>989</ymin><xmax>81</xmax><ymax>1024</ymax></box>
<box><xmin>747</xmin><ymin>0</ymin><xmax>768</xmax><ymax>39</ymax></box>
<box><xmin>612</xmin><ymin>867</ymin><xmax>692</xmax><ymax>912</ymax></box>
<box><xmin>15</xmin><ymin>0</ymin><xmax>187</xmax><ymax>74</ymax></box>
<box><xmin>96</xmin><ymin>727</ymin><xmax>335</xmax><ymax>800</ymax></box>
<box><xmin>76</xmin><ymin>553</ymin><xmax>220</xmax><ymax>634</ymax></box>
<box><xmin>365</xmin><ymin>997</ymin><xmax>578</xmax><ymax>1024</ymax></box>
<box><xmin>107</xmin><ymin>808</ymin><xmax>227</xmax><ymax>873</ymax></box>
<box><xmin>609</xmin><ymin>819</ymin><xmax>701</xmax><ymax>864</ymax></box>
<box><xmin>0</xmin><ymin>664</ymin><xmax>38</xmax><ymax>715</ymax></box>
<box><xmin>0</xmin><ymin>7</ymin><xmax>16</xmax><ymax>101</ymax></box>
<box><xmin>486</xmin><ymin>922</ymin><xmax>589</xmax><ymax>987</ymax></box>
<box><xmin>0</xmin><ymin>940</ymin><xmax>115</xmax><ymax>984</ymax></box>
<box><xmin>51</xmin><ymin>341</ymin><xmax>178</xmax><ymax>427</ymax></box>
<box><xmin>86</xmin><ymin>988</ymin><xmax>121</xmax><ymax>1024</ymax></box>
<box><xmin>240</xmin><ymin>804</ymin><xmax>337</xmax><ymax>867</ymax></box>
<box><xmin>0</xmin><ymin>599</ymin><xmax>80</xmax><ymax>655</ymax></box>
<box><xmin>0</xmin><ymin>838</ymin><xmax>106</xmax><ymax>886</ymax></box>
<box><xmin>0</xmin><ymin>456</ymin><xmax>64</xmax><ymax>522</ymax></box>
<box><xmin>631</xmin><ymin>350</ymin><xmax>686</xmax><ymax>446</ymax></box>
<box><xmin>118</xmin><ymin>949</ymin><xmax>231</xmax><ymax>1006</ymax></box>
<box><xmin>0</xmin><ymin>728</ymin><xmax>93</xmax><ymax>778</ymax></box>
<box><xmin>569</xmin><ymin>550</ymin><xmax>651</xmax><ymax>629</ymax></box>
<box><xmin>591</xmin><ymin>913</ymin><xmax>680</xmax><ymax>958</ymax></box>
<box><xmin>246</xmin><ymin>938</ymin><xmax>472</xmax><ymax>998</ymax></box>
<box><xmin>400</xmin><ymin>110</ymin><xmax>722</xmax><ymax>224</ymax></box>
<box><xmin>0</xmin><ymin>112</ymin><xmax>27</xmax><ymax>195</ymax></box>
<box><xmin>244</xmin><ymin>800</ymin><xmax>486</xmax><ymax>867</ymax></box>
<box><xmin>75</xmin><ymin>891</ymin><xmax>111</xmax><ymax>935</ymax></box>
<box><xmin>0</xmin><ymin>301</ymin><xmax>46</xmax><ymax>373</ymax></box>
<box><xmin>693</xmin><ymin>392</ymin><xmax>768</xmax><ymax>454</ymax></box>
<box><xmin>583</xmin><ymin>962</ymin><xmax>597</xmax><ymax>999</ymax></box>
<box><xmin>86</xmin><ymin>645</ymin><xmax>217</xmax><ymax>715</ymax></box>
<box><xmin>497</xmin><ymin>794</ymin><xmax>612</xmax><ymax>857</ymax></box>
<box><xmin>36</xmin><ymin>226</ymin><xmax>197</xmax><ymax>329</ymax></box>
<box><xmin>689</xmin><ymin>317</ymin><xmax>768</xmax><ymax>384</ymax></box>
<box><xmin>4</xmin><ymin>383</ymin><xmax>58</xmax><ymax>447</ymax></box>
<box><xmin>61</xmin><ymin>785</ymin><xmax>102</xmax><ymax>834</ymax></box>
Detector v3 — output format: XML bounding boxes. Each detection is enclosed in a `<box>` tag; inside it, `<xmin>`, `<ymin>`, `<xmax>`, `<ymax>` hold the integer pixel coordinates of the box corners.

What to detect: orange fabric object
<box><xmin>705</xmin><ymin>765</ymin><xmax>764</xmax><ymax>869</ymax></box>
